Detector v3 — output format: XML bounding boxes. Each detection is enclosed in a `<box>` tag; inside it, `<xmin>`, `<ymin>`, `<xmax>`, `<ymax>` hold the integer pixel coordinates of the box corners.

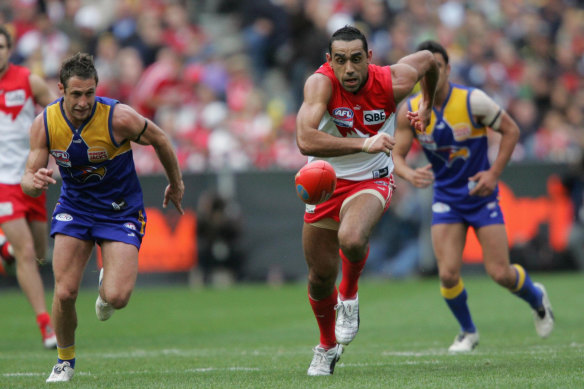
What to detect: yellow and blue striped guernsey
<box><xmin>408</xmin><ymin>82</ymin><xmax>497</xmax><ymax>211</ymax></box>
<box><xmin>44</xmin><ymin>96</ymin><xmax>143</xmax><ymax>216</ymax></box>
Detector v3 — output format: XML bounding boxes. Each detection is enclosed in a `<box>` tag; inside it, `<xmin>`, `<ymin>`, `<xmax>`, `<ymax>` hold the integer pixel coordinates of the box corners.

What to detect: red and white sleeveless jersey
<box><xmin>0</xmin><ymin>64</ymin><xmax>36</xmax><ymax>184</ymax></box>
<box><xmin>309</xmin><ymin>62</ymin><xmax>396</xmax><ymax>181</ymax></box>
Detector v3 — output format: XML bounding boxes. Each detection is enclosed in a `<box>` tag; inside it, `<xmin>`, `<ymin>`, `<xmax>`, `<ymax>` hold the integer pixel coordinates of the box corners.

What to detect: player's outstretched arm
<box><xmin>393</xmin><ymin>103</ymin><xmax>434</xmax><ymax>188</ymax></box>
<box><xmin>113</xmin><ymin>104</ymin><xmax>185</xmax><ymax>214</ymax></box>
<box><xmin>392</xmin><ymin>50</ymin><xmax>438</xmax><ymax>130</ymax></box>
<box><xmin>21</xmin><ymin>114</ymin><xmax>55</xmax><ymax>197</ymax></box>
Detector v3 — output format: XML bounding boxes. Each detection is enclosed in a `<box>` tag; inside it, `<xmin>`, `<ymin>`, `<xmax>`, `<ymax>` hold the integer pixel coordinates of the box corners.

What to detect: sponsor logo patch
<box><xmin>363</xmin><ymin>109</ymin><xmax>386</xmax><ymax>125</ymax></box>
<box><xmin>372</xmin><ymin>167</ymin><xmax>389</xmax><ymax>179</ymax></box>
<box><xmin>55</xmin><ymin>213</ymin><xmax>73</xmax><ymax>222</ymax></box>
<box><xmin>4</xmin><ymin>89</ymin><xmax>26</xmax><ymax>106</ymax></box>
<box><xmin>453</xmin><ymin>123</ymin><xmax>471</xmax><ymax>140</ymax></box>
<box><xmin>0</xmin><ymin>202</ymin><xmax>14</xmax><ymax>217</ymax></box>
<box><xmin>432</xmin><ymin>202</ymin><xmax>451</xmax><ymax>213</ymax></box>
<box><xmin>124</xmin><ymin>222</ymin><xmax>137</xmax><ymax>231</ymax></box>
<box><xmin>88</xmin><ymin>147</ymin><xmax>108</xmax><ymax>163</ymax></box>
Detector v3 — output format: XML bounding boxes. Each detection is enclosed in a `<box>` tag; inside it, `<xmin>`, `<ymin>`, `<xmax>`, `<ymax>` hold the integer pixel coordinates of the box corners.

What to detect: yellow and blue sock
<box><xmin>441</xmin><ymin>278</ymin><xmax>476</xmax><ymax>333</ymax></box>
<box><xmin>57</xmin><ymin>344</ymin><xmax>75</xmax><ymax>368</ymax></box>
<box><xmin>510</xmin><ymin>264</ymin><xmax>543</xmax><ymax>310</ymax></box>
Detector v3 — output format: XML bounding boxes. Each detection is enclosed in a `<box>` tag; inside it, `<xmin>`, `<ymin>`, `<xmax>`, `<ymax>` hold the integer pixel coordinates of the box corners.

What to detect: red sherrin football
<box><xmin>295</xmin><ymin>160</ymin><xmax>337</xmax><ymax>205</ymax></box>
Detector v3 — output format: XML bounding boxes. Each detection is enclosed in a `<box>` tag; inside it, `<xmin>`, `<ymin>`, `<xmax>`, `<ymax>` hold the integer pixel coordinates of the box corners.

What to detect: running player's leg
<box><xmin>99</xmin><ymin>241</ymin><xmax>139</xmax><ymax>312</ymax></box>
<box><xmin>304</xmin><ymin>223</ymin><xmax>345</xmax><ymax>376</ymax></box>
<box><xmin>337</xmin><ymin>193</ymin><xmax>383</xmax><ymax>299</ymax></box>
<box><xmin>2</xmin><ymin>219</ymin><xmax>44</xmax><ymax>312</ymax></box>
<box><xmin>303</xmin><ymin>223</ymin><xmax>340</xmax><ymax>350</ymax></box>
<box><xmin>477</xmin><ymin>224</ymin><xmax>553</xmax><ymax>337</ymax></box>
<box><xmin>29</xmin><ymin>220</ymin><xmax>48</xmax><ymax>263</ymax></box>
<box><xmin>335</xmin><ymin>192</ymin><xmax>385</xmax><ymax>345</ymax></box>
<box><xmin>432</xmin><ymin>222</ymin><xmax>479</xmax><ymax>351</ymax></box>
<box><xmin>49</xmin><ymin>234</ymin><xmax>94</xmax><ymax>379</ymax></box>
<box><xmin>2</xmin><ymin>217</ymin><xmax>55</xmax><ymax>347</ymax></box>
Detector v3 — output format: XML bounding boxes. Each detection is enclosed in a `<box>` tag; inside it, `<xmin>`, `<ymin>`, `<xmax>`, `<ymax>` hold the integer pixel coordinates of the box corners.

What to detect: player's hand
<box><xmin>409</xmin><ymin>163</ymin><xmax>434</xmax><ymax>188</ymax></box>
<box><xmin>468</xmin><ymin>170</ymin><xmax>497</xmax><ymax>197</ymax></box>
<box><xmin>33</xmin><ymin>168</ymin><xmax>56</xmax><ymax>191</ymax></box>
<box><xmin>406</xmin><ymin>100</ymin><xmax>431</xmax><ymax>132</ymax></box>
<box><xmin>163</xmin><ymin>180</ymin><xmax>185</xmax><ymax>214</ymax></box>
<box><xmin>362</xmin><ymin>133</ymin><xmax>395</xmax><ymax>156</ymax></box>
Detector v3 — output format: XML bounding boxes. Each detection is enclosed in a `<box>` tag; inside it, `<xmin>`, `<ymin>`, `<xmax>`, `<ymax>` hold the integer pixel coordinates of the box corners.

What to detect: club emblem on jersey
<box><xmin>51</xmin><ymin>150</ymin><xmax>72</xmax><ymax>167</ymax></box>
<box><xmin>72</xmin><ymin>165</ymin><xmax>107</xmax><ymax>183</ymax></box>
<box><xmin>332</xmin><ymin>107</ymin><xmax>354</xmax><ymax>130</ymax></box>
<box><xmin>88</xmin><ymin>147</ymin><xmax>109</xmax><ymax>163</ymax></box>
<box><xmin>447</xmin><ymin>146</ymin><xmax>471</xmax><ymax>165</ymax></box>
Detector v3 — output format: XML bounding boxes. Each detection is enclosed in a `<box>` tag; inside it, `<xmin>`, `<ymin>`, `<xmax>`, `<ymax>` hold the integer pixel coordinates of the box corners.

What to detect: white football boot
<box><xmin>533</xmin><ymin>282</ymin><xmax>554</xmax><ymax>338</ymax></box>
<box><xmin>307</xmin><ymin>344</ymin><xmax>344</xmax><ymax>376</ymax></box>
<box><xmin>46</xmin><ymin>361</ymin><xmax>74</xmax><ymax>382</ymax></box>
<box><xmin>96</xmin><ymin>268</ymin><xmax>114</xmax><ymax>321</ymax></box>
<box><xmin>448</xmin><ymin>331</ymin><xmax>479</xmax><ymax>353</ymax></box>
<box><xmin>335</xmin><ymin>294</ymin><xmax>359</xmax><ymax>345</ymax></box>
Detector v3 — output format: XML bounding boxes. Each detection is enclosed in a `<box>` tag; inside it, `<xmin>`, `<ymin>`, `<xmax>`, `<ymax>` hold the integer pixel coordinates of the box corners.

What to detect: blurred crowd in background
<box><xmin>1</xmin><ymin>0</ymin><xmax>583</xmax><ymax>175</ymax></box>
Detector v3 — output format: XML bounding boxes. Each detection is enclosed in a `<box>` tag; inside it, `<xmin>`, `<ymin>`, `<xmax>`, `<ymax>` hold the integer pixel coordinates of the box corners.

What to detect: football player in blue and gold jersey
<box><xmin>393</xmin><ymin>41</ymin><xmax>554</xmax><ymax>353</ymax></box>
<box><xmin>21</xmin><ymin>52</ymin><xmax>184</xmax><ymax>382</ymax></box>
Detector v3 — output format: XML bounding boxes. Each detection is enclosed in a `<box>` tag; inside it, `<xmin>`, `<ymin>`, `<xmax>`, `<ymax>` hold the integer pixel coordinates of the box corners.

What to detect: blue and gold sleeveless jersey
<box><xmin>408</xmin><ymin>83</ymin><xmax>497</xmax><ymax>210</ymax></box>
<box><xmin>44</xmin><ymin>96</ymin><xmax>144</xmax><ymax>216</ymax></box>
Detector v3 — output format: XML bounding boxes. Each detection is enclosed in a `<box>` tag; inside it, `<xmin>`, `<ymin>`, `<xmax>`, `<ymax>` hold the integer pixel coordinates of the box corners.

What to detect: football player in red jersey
<box><xmin>296</xmin><ymin>25</ymin><xmax>438</xmax><ymax>375</ymax></box>
<box><xmin>0</xmin><ymin>25</ymin><xmax>57</xmax><ymax>349</ymax></box>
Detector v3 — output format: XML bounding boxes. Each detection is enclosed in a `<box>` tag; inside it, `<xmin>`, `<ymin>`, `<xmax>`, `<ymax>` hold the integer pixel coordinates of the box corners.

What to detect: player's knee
<box><xmin>488</xmin><ymin>266</ymin><xmax>514</xmax><ymax>288</ymax></box>
<box><xmin>438</xmin><ymin>269</ymin><xmax>459</xmax><ymax>288</ymax></box>
<box><xmin>338</xmin><ymin>233</ymin><xmax>367</xmax><ymax>259</ymax></box>
<box><xmin>54</xmin><ymin>285</ymin><xmax>79</xmax><ymax>305</ymax></box>
<box><xmin>103</xmin><ymin>290</ymin><xmax>131</xmax><ymax>309</ymax></box>
<box><xmin>12</xmin><ymin>243</ymin><xmax>36</xmax><ymax>264</ymax></box>
<box><xmin>308</xmin><ymin>270</ymin><xmax>336</xmax><ymax>291</ymax></box>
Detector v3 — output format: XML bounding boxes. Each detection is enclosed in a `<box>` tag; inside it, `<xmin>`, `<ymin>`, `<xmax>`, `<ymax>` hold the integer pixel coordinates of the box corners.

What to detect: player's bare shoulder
<box><xmin>111</xmin><ymin>103</ymin><xmax>145</xmax><ymax>142</ymax></box>
<box><xmin>303</xmin><ymin>73</ymin><xmax>332</xmax><ymax>103</ymax></box>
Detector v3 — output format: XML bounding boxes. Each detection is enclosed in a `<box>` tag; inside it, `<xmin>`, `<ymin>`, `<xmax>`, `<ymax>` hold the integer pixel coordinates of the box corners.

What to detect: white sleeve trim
<box><xmin>469</xmin><ymin>89</ymin><xmax>503</xmax><ymax>130</ymax></box>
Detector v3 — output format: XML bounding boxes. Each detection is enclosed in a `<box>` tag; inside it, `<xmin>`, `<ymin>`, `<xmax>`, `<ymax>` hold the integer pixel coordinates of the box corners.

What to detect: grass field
<box><xmin>1</xmin><ymin>272</ymin><xmax>583</xmax><ymax>388</ymax></box>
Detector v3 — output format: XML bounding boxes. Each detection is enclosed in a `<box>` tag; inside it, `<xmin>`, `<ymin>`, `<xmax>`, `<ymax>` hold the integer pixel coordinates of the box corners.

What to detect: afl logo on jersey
<box><xmin>51</xmin><ymin>150</ymin><xmax>72</xmax><ymax>167</ymax></box>
<box><xmin>332</xmin><ymin>107</ymin><xmax>354</xmax><ymax>128</ymax></box>
<box><xmin>88</xmin><ymin>147</ymin><xmax>109</xmax><ymax>163</ymax></box>
<box><xmin>363</xmin><ymin>109</ymin><xmax>386</xmax><ymax>125</ymax></box>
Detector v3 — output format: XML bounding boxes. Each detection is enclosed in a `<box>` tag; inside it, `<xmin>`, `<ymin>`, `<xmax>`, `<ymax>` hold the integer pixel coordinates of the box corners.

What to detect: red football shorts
<box><xmin>0</xmin><ymin>183</ymin><xmax>47</xmax><ymax>224</ymax></box>
<box><xmin>304</xmin><ymin>175</ymin><xmax>395</xmax><ymax>229</ymax></box>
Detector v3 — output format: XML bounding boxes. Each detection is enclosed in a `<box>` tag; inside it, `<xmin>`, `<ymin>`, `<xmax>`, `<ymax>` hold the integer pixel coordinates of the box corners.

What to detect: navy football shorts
<box><xmin>50</xmin><ymin>202</ymin><xmax>146</xmax><ymax>249</ymax></box>
<box><xmin>431</xmin><ymin>199</ymin><xmax>504</xmax><ymax>228</ymax></box>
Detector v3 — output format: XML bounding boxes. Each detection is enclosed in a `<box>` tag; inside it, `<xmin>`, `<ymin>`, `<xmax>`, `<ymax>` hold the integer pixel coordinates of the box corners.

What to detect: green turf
<box><xmin>1</xmin><ymin>272</ymin><xmax>583</xmax><ymax>388</ymax></box>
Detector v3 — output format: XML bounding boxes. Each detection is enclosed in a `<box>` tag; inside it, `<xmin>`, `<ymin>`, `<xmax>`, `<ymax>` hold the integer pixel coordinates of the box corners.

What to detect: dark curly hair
<box><xmin>59</xmin><ymin>52</ymin><xmax>99</xmax><ymax>89</ymax></box>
